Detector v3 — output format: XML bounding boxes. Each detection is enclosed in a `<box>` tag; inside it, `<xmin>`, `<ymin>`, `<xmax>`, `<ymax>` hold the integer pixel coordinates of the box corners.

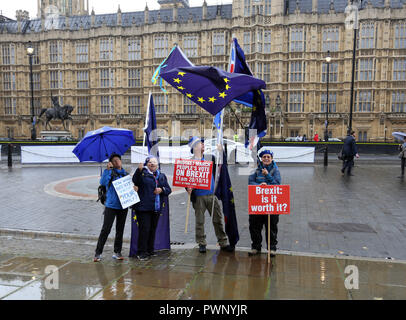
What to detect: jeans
<box><xmin>95</xmin><ymin>207</ymin><xmax>128</xmax><ymax>255</ymax></box>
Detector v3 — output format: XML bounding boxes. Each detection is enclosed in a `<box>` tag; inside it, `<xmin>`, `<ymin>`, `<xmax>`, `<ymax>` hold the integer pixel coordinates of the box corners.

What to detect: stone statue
<box><xmin>38</xmin><ymin>95</ymin><xmax>74</xmax><ymax>131</ymax></box>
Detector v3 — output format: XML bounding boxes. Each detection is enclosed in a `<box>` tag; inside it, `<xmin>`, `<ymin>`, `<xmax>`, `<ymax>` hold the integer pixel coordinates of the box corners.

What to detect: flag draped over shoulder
<box><xmin>246</xmin><ymin>89</ymin><xmax>267</xmax><ymax>149</ymax></box>
<box><xmin>129</xmin><ymin>94</ymin><xmax>170</xmax><ymax>257</ymax></box>
<box><xmin>215</xmin><ymin>155</ymin><xmax>239</xmax><ymax>247</ymax></box>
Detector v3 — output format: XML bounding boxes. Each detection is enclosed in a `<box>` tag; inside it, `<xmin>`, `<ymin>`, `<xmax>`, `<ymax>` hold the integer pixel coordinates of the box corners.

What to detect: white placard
<box><xmin>112</xmin><ymin>175</ymin><xmax>140</xmax><ymax>209</ymax></box>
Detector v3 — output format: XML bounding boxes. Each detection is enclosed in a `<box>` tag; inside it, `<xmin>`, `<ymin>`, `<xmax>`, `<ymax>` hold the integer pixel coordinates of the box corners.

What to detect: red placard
<box><xmin>248</xmin><ymin>185</ymin><xmax>290</xmax><ymax>215</ymax></box>
<box><xmin>172</xmin><ymin>159</ymin><xmax>213</xmax><ymax>190</ymax></box>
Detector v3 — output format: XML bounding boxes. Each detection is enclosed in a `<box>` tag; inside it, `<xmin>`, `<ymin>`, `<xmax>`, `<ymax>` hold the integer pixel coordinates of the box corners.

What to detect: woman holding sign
<box><xmin>132</xmin><ymin>156</ymin><xmax>171</xmax><ymax>260</ymax></box>
<box><xmin>248</xmin><ymin>150</ymin><xmax>281</xmax><ymax>257</ymax></box>
<box><xmin>94</xmin><ymin>153</ymin><xmax>129</xmax><ymax>262</ymax></box>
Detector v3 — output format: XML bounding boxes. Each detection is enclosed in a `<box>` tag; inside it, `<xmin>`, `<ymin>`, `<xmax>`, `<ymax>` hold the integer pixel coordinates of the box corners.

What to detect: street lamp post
<box><xmin>27</xmin><ymin>41</ymin><xmax>36</xmax><ymax>140</ymax></box>
<box><xmin>275</xmin><ymin>94</ymin><xmax>282</xmax><ymax>140</ymax></box>
<box><xmin>348</xmin><ymin>0</ymin><xmax>361</xmax><ymax>135</ymax></box>
<box><xmin>324</xmin><ymin>51</ymin><xmax>331</xmax><ymax>167</ymax></box>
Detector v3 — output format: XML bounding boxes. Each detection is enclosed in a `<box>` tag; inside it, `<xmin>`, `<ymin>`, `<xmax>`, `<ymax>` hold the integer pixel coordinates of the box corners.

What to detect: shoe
<box><xmin>112</xmin><ymin>252</ymin><xmax>124</xmax><ymax>260</ymax></box>
<box><xmin>147</xmin><ymin>251</ymin><xmax>158</xmax><ymax>257</ymax></box>
<box><xmin>199</xmin><ymin>245</ymin><xmax>207</xmax><ymax>253</ymax></box>
<box><xmin>220</xmin><ymin>245</ymin><xmax>235</xmax><ymax>252</ymax></box>
<box><xmin>93</xmin><ymin>254</ymin><xmax>102</xmax><ymax>262</ymax></box>
<box><xmin>397</xmin><ymin>175</ymin><xmax>404</xmax><ymax>179</ymax></box>
<box><xmin>137</xmin><ymin>254</ymin><xmax>149</xmax><ymax>261</ymax></box>
<box><xmin>269</xmin><ymin>246</ymin><xmax>277</xmax><ymax>257</ymax></box>
<box><xmin>248</xmin><ymin>249</ymin><xmax>260</xmax><ymax>256</ymax></box>
<box><xmin>348</xmin><ymin>173</ymin><xmax>354</xmax><ymax>176</ymax></box>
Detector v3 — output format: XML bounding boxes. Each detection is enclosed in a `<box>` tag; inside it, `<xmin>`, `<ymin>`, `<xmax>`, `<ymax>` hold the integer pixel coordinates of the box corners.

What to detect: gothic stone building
<box><xmin>0</xmin><ymin>0</ymin><xmax>405</xmax><ymax>141</ymax></box>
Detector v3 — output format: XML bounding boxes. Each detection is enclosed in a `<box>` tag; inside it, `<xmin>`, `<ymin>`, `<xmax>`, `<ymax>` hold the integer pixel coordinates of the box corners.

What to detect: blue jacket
<box><xmin>132</xmin><ymin>168</ymin><xmax>172</xmax><ymax>212</ymax></box>
<box><xmin>248</xmin><ymin>161</ymin><xmax>281</xmax><ymax>185</ymax></box>
<box><xmin>100</xmin><ymin>168</ymin><xmax>128</xmax><ymax>210</ymax></box>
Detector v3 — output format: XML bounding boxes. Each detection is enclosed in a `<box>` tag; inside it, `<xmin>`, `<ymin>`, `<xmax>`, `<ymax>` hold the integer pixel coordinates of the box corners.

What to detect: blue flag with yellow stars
<box><xmin>215</xmin><ymin>154</ymin><xmax>239</xmax><ymax>247</ymax></box>
<box><xmin>160</xmin><ymin>65</ymin><xmax>266</xmax><ymax>116</ymax></box>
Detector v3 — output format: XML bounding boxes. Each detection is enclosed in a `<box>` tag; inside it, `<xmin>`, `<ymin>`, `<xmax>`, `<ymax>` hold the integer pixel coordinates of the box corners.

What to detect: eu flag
<box><xmin>160</xmin><ymin>65</ymin><xmax>266</xmax><ymax>116</ymax></box>
<box><xmin>245</xmin><ymin>90</ymin><xmax>267</xmax><ymax>149</ymax></box>
<box><xmin>152</xmin><ymin>46</ymin><xmax>194</xmax><ymax>92</ymax></box>
<box><xmin>215</xmin><ymin>157</ymin><xmax>239</xmax><ymax>247</ymax></box>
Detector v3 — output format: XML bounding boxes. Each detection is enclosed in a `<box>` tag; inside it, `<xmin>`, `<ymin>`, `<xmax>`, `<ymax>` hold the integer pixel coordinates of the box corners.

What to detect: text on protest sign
<box><xmin>248</xmin><ymin>185</ymin><xmax>290</xmax><ymax>215</ymax></box>
<box><xmin>112</xmin><ymin>175</ymin><xmax>140</xmax><ymax>209</ymax></box>
<box><xmin>172</xmin><ymin>159</ymin><xmax>213</xmax><ymax>190</ymax></box>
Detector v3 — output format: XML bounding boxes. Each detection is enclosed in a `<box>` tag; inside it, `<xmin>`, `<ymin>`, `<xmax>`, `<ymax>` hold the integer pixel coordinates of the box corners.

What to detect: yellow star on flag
<box><xmin>178</xmin><ymin>72</ymin><xmax>186</xmax><ymax>76</ymax></box>
<box><xmin>197</xmin><ymin>97</ymin><xmax>206</xmax><ymax>103</ymax></box>
<box><xmin>229</xmin><ymin>187</ymin><xmax>233</xmax><ymax>192</ymax></box>
<box><xmin>133</xmin><ymin>215</ymin><xmax>137</xmax><ymax>221</ymax></box>
<box><xmin>225</xmin><ymin>84</ymin><xmax>231</xmax><ymax>90</ymax></box>
<box><xmin>173</xmin><ymin>78</ymin><xmax>182</xmax><ymax>84</ymax></box>
<box><xmin>208</xmin><ymin>97</ymin><xmax>217</xmax><ymax>103</ymax></box>
<box><xmin>219</xmin><ymin>92</ymin><xmax>227</xmax><ymax>99</ymax></box>
<box><xmin>186</xmin><ymin>93</ymin><xmax>193</xmax><ymax>98</ymax></box>
<box><xmin>177</xmin><ymin>86</ymin><xmax>185</xmax><ymax>90</ymax></box>
<box><xmin>231</xmin><ymin>198</ymin><xmax>235</xmax><ymax>204</ymax></box>
<box><xmin>224</xmin><ymin>78</ymin><xmax>230</xmax><ymax>83</ymax></box>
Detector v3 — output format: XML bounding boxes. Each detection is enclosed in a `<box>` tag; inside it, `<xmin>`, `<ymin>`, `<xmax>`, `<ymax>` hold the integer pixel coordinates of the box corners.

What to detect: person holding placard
<box><xmin>186</xmin><ymin>136</ymin><xmax>234</xmax><ymax>254</ymax></box>
<box><xmin>248</xmin><ymin>150</ymin><xmax>281</xmax><ymax>257</ymax></box>
<box><xmin>132</xmin><ymin>156</ymin><xmax>171</xmax><ymax>260</ymax></box>
<box><xmin>94</xmin><ymin>153</ymin><xmax>129</xmax><ymax>262</ymax></box>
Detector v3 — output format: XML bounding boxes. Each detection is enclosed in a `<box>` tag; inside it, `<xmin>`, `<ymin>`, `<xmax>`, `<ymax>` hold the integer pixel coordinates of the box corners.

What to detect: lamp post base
<box><xmin>31</xmin><ymin>127</ymin><xmax>37</xmax><ymax>141</ymax></box>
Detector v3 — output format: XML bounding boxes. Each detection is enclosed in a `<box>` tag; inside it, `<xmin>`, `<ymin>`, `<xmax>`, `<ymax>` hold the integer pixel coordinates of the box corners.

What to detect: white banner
<box><xmin>21</xmin><ymin>146</ymin><xmax>79</xmax><ymax>163</ymax></box>
<box><xmin>258</xmin><ymin>146</ymin><xmax>315</xmax><ymax>163</ymax></box>
<box><xmin>112</xmin><ymin>175</ymin><xmax>140</xmax><ymax>209</ymax></box>
<box><xmin>131</xmin><ymin>145</ymin><xmax>192</xmax><ymax>164</ymax></box>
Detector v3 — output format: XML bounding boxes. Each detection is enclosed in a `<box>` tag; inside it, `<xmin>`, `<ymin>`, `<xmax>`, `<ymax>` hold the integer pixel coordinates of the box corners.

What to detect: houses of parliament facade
<box><xmin>0</xmin><ymin>0</ymin><xmax>405</xmax><ymax>141</ymax></box>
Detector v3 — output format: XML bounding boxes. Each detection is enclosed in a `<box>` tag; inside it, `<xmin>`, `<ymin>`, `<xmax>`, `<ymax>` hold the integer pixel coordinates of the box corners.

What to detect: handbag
<box><xmin>337</xmin><ymin>148</ymin><xmax>344</xmax><ymax>160</ymax></box>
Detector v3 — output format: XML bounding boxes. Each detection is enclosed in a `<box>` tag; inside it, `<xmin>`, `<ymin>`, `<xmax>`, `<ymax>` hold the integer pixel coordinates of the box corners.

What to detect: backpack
<box><xmin>97</xmin><ymin>170</ymin><xmax>119</xmax><ymax>205</ymax></box>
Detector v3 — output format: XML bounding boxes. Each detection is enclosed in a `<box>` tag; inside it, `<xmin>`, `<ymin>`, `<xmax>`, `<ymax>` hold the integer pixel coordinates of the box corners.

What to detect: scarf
<box><xmin>144</xmin><ymin>166</ymin><xmax>160</xmax><ymax>212</ymax></box>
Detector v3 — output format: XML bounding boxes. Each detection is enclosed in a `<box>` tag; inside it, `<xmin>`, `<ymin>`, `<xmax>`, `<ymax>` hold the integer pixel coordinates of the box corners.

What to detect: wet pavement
<box><xmin>1</xmin><ymin>235</ymin><xmax>406</xmax><ymax>300</ymax></box>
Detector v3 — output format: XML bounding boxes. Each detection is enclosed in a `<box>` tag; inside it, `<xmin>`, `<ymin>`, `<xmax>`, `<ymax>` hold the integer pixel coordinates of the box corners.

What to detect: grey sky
<box><xmin>1</xmin><ymin>0</ymin><xmax>232</xmax><ymax>20</ymax></box>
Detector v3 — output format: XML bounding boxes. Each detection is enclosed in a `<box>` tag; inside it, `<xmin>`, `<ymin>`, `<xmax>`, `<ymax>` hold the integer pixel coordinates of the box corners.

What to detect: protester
<box><xmin>398</xmin><ymin>136</ymin><xmax>406</xmax><ymax>178</ymax></box>
<box><xmin>94</xmin><ymin>153</ymin><xmax>129</xmax><ymax>262</ymax></box>
<box><xmin>186</xmin><ymin>136</ymin><xmax>234</xmax><ymax>253</ymax></box>
<box><xmin>341</xmin><ymin>130</ymin><xmax>360</xmax><ymax>176</ymax></box>
<box><xmin>313</xmin><ymin>132</ymin><xmax>319</xmax><ymax>142</ymax></box>
<box><xmin>248</xmin><ymin>150</ymin><xmax>281</xmax><ymax>257</ymax></box>
<box><xmin>302</xmin><ymin>134</ymin><xmax>307</xmax><ymax>142</ymax></box>
<box><xmin>132</xmin><ymin>156</ymin><xmax>171</xmax><ymax>260</ymax></box>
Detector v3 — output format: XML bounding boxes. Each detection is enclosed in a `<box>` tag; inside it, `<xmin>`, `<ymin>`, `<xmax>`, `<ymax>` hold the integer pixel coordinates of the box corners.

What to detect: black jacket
<box><xmin>342</xmin><ymin>135</ymin><xmax>358</xmax><ymax>158</ymax></box>
<box><xmin>132</xmin><ymin>168</ymin><xmax>171</xmax><ymax>212</ymax></box>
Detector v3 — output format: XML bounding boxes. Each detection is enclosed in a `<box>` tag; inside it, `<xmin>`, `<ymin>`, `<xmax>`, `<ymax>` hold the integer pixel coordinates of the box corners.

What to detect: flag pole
<box><xmin>185</xmin><ymin>192</ymin><xmax>191</xmax><ymax>233</ymax></box>
<box><xmin>210</xmin><ymin>37</ymin><xmax>234</xmax><ymax>223</ymax></box>
<box><xmin>211</xmin><ymin>108</ymin><xmax>225</xmax><ymax>224</ymax></box>
<box><xmin>143</xmin><ymin>92</ymin><xmax>152</xmax><ymax>157</ymax></box>
<box><xmin>268</xmin><ymin>214</ymin><xmax>271</xmax><ymax>264</ymax></box>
